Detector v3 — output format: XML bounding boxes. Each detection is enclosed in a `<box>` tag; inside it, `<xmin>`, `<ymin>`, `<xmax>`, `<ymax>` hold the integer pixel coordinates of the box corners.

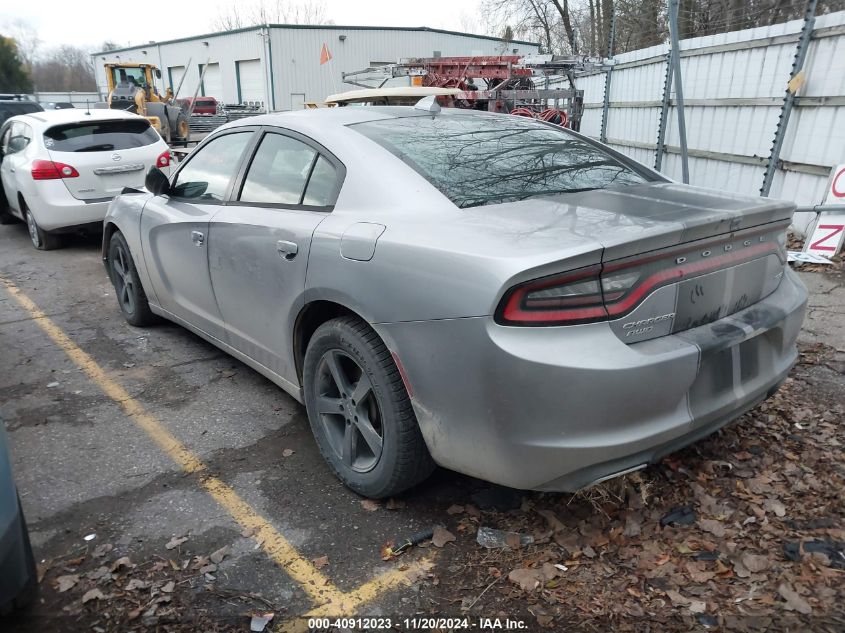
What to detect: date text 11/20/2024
<box><xmin>307</xmin><ymin>617</ymin><xmax>529</xmax><ymax>630</ymax></box>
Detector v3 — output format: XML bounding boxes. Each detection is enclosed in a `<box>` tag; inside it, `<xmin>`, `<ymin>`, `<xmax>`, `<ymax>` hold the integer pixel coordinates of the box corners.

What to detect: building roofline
<box><xmin>91</xmin><ymin>24</ymin><xmax>538</xmax><ymax>56</ymax></box>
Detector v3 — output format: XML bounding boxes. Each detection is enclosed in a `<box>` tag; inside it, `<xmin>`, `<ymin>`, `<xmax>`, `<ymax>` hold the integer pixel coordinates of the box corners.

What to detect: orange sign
<box><xmin>320</xmin><ymin>43</ymin><xmax>332</xmax><ymax>65</ymax></box>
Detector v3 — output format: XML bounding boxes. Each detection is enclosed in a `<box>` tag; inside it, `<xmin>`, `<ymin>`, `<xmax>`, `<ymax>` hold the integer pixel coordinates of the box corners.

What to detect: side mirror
<box><xmin>155</xmin><ymin>68</ymin><xmax>162</xmax><ymax>79</ymax></box>
<box><xmin>145</xmin><ymin>166</ymin><xmax>170</xmax><ymax>196</ymax></box>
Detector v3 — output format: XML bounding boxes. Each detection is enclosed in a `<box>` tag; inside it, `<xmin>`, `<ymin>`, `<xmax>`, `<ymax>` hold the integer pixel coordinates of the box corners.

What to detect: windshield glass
<box><xmin>110</xmin><ymin>66</ymin><xmax>147</xmax><ymax>87</ymax></box>
<box><xmin>44</xmin><ymin>119</ymin><xmax>159</xmax><ymax>152</ymax></box>
<box><xmin>352</xmin><ymin>112</ymin><xmax>650</xmax><ymax>208</ymax></box>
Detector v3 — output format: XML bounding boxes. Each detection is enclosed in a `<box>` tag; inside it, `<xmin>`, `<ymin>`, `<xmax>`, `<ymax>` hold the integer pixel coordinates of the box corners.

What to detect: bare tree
<box><xmin>31</xmin><ymin>45</ymin><xmax>96</xmax><ymax>91</ymax></box>
<box><xmin>483</xmin><ymin>0</ymin><xmax>844</xmax><ymax>57</ymax></box>
<box><xmin>212</xmin><ymin>0</ymin><xmax>333</xmax><ymax>31</ymax></box>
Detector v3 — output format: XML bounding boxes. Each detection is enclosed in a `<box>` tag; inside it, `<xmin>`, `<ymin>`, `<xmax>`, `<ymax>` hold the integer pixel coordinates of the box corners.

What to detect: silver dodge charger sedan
<box><xmin>102</xmin><ymin>104</ymin><xmax>807</xmax><ymax>498</ymax></box>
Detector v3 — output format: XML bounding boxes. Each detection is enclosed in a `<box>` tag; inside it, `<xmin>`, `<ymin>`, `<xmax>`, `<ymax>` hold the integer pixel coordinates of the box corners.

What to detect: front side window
<box><xmin>171</xmin><ymin>131</ymin><xmax>253</xmax><ymax>201</ymax></box>
<box><xmin>352</xmin><ymin>112</ymin><xmax>650</xmax><ymax>209</ymax></box>
<box><xmin>44</xmin><ymin>119</ymin><xmax>159</xmax><ymax>152</ymax></box>
<box><xmin>239</xmin><ymin>133</ymin><xmax>317</xmax><ymax>205</ymax></box>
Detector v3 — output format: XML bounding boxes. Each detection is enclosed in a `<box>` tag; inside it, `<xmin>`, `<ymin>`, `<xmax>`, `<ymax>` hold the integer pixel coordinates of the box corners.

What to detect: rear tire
<box><xmin>303</xmin><ymin>316</ymin><xmax>435</xmax><ymax>498</ymax></box>
<box><xmin>108</xmin><ymin>231</ymin><xmax>157</xmax><ymax>326</ymax></box>
<box><xmin>24</xmin><ymin>205</ymin><xmax>61</xmax><ymax>250</ymax></box>
<box><xmin>0</xmin><ymin>497</ymin><xmax>39</xmax><ymax>616</ymax></box>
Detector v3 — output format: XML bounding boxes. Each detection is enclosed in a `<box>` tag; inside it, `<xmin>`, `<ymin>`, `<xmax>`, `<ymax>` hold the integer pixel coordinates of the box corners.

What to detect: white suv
<box><xmin>0</xmin><ymin>109</ymin><xmax>171</xmax><ymax>250</ymax></box>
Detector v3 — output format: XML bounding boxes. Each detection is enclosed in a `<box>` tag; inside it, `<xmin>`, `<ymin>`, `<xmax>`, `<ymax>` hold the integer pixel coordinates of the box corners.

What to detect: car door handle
<box><xmin>276</xmin><ymin>240</ymin><xmax>298</xmax><ymax>260</ymax></box>
<box><xmin>191</xmin><ymin>230</ymin><xmax>205</xmax><ymax>247</ymax></box>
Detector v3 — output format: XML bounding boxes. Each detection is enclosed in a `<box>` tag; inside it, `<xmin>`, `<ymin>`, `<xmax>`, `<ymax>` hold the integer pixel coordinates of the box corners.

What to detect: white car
<box><xmin>0</xmin><ymin>109</ymin><xmax>171</xmax><ymax>250</ymax></box>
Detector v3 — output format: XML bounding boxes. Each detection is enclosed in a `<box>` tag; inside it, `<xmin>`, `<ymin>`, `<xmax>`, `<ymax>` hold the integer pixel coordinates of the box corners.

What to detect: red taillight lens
<box><xmin>31</xmin><ymin>159</ymin><xmax>79</xmax><ymax>180</ymax></box>
<box><xmin>498</xmin><ymin>265</ymin><xmax>609</xmax><ymax>325</ymax></box>
<box><xmin>156</xmin><ymin>150</ymin><xmax>171</xmax><ymax>168</ymax></box>
<box><xmin>496</xmin><ymin>228</ymin><xmax>786</xmax><ymax>327</ymax></box>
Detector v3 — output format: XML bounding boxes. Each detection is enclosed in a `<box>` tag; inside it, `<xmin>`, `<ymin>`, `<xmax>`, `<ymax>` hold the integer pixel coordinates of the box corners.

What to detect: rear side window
<box><xmin>239</xmin><ymin>133</ymin><xmax>333</xmax><ymax>206</ymax></box>
<box><xmin>302</xmin><ymin>156</ymin><xmax>337</xmax><ymax>206</ymax></box>
<box><xmin>353</xmin><ymin>113</ymin><xmax>649</xmax><ymax>208</ymax></box>
<box><xmin>44</xmin><ymin>119</ymin><xmax>159</xmax><ymax>152</ymax></box>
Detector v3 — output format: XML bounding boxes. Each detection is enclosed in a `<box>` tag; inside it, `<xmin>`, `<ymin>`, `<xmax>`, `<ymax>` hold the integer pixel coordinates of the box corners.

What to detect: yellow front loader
<box><xmin>105</xmin><ymin>63</ymin><xmax>189</xmax><ymax>143</ymax></box>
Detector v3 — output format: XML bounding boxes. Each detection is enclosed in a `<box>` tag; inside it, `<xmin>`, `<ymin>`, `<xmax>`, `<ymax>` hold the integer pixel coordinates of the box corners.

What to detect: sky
<box><xmin>0</xmin><ymin>0</ymin><xmax>488</xmax><ymax>53</ymax></box>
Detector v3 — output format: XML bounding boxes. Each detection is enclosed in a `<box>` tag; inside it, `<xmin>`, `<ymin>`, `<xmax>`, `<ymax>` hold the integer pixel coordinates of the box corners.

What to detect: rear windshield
<box><xmin>44</xmin><ymin>119</ymin><xmax>159</xmax><ymax>152</ymax></box>
<box><xmin>352</xmin><ymin>112</ymin><xmax>649</xmax><ymax>208</ymax></box>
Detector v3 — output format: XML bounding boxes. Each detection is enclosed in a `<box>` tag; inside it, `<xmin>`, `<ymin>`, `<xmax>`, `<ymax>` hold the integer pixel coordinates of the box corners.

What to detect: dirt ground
<box><xmin>0</xmin><ymin>221</ymin><xmax>843</xmax><ymax>632</ymax></box>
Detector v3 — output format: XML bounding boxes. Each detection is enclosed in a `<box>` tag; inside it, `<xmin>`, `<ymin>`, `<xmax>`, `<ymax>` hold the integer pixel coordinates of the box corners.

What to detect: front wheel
<box><xmin>303</xmin><ymin>317</ymin><xmax>435</xmax><ymax>498</ymax></box>
<box><xmin>108</xmin><ymin>231</ymin><xmax>157</xmax><ymax>326</ymax></box>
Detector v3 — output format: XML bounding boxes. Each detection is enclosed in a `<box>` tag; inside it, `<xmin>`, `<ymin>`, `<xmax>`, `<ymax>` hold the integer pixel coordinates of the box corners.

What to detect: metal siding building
<box><xmin>92</xmin><ymin>25</ymin><xmax>539</xmax><ymax>111</ymax></box>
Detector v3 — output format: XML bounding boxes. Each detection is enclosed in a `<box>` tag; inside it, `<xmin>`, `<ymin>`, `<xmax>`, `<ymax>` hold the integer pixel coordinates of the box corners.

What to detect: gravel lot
<box><xmin>0</xmin><ymin>221</ymin><xmax>842</xmax><ymax>632</ymax></box>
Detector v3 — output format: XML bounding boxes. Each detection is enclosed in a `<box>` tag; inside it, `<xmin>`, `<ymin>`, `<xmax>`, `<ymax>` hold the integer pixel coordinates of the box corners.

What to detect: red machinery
<box><xmin>341</xmin><ymin>55</ymin><xmax>587</xmax><ymax>130</ymax></box>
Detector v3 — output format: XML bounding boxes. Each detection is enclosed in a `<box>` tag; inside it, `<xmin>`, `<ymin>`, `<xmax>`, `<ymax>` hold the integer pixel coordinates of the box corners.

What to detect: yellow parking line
<box><xmin>0</xmin><ymin>275</ymin><xmax>427</xmax><ymax>612</ymax></box>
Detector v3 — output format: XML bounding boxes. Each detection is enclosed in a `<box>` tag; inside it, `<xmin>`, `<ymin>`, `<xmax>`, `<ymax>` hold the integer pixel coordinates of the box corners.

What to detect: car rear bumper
<box><xmin>377</xmin><ymin>267</ymin><xmax>807</xmax><ymax>491</ymax></box>
<box><xmin>26</xmin><ymin>181</ymin><xmax>111</xmax><ymax>232</ymax></box>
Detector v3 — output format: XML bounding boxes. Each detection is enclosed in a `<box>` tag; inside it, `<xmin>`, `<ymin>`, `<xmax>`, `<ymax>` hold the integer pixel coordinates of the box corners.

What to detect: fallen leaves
<box><xmin>778</xmin><ymin>583</ymin><xmax>812</xmax><ymax>614</ymax></box>
<box><xmin>81</xmin><ymin>588</ymin><xmax>104</xmax><ymax>604</ymax></box>
<box><xmin>360</xmin><ymin>499</ymin><xmax>380</xmax><ymax>512</ymax></box>
<box><xmin>110</xmin><ymin>556</ymin><xmax>134</xmax><ymax>572</ymax></box>
<box><xmin>697</xmin><ymin>519</ymin><xmax>726</xmax><ymax>538</ymax></box>
<box><xmin>432</xmin><ymin>527</ymin><xmax>456</xmax><ymax>548</ymax></box>
<box><xmin>282</xmin><ymin>448</ymin><xmax>295</xmax><ymax>457</ymax></box>
<box><xmin>740</xmin><ymin>553</ymin><xmax>770</xmax><ymax>573</ymax></box>
<box><xmin>665</xmin><ymin>589</ymin><xmax>706</xmax><ymax>614</ymax></box>
<box><xmin>165</xmin><ymin>535</ymin><xmax>188</xmax><ymax>550</ymax></box>
<box><xmin>312</xmin><ymin>555</ymin><xmax>329</xmax><ymax>569</ymax></box>
<box><xmin>209</xmin><ymin>545</ymin><xmax>230</xmax><ymax>565</ymax></box>
<box><xmin>508</xmin><ymin>563</ymin><xmax>562</xmax><ymax>591</ymax></box>
<box><xmin>56</xmin><ymin>574</ymin><xmax>79</xmax><ymax>592</ymax></box>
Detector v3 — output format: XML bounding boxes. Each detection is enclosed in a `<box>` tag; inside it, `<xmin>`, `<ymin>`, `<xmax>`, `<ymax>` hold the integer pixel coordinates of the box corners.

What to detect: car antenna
<box><xmin>85</xmin><ymin>100</ymin><xmax>91</xmax><ymax>116</ymax></box>
<box><xmin>414</xmin><ymin>95</ymin><xmax>441</xmax><ymax>115</ymax></box>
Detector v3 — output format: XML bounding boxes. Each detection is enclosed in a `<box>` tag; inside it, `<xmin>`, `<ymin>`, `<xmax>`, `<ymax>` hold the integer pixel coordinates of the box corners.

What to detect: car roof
<box><xmin>228</xmin><ymin>105</ymin><xmax>469</xmax><ymax>132</ymax></box>
<box><xmin>324</xmin><ymin>86</ymin><xmax>463</xmax><ymax>104</ymax></box>
<box><xmin>13</xmin><ymin>108</ymin><xmax>150</xmax><ymax>128</ymax></box>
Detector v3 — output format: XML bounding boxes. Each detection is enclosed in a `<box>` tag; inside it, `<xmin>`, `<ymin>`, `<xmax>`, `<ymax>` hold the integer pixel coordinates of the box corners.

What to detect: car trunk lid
<box><xmin>484</xmin><ymin>183</ymin><xmax>792</xmax><ymax>340</ymax></box>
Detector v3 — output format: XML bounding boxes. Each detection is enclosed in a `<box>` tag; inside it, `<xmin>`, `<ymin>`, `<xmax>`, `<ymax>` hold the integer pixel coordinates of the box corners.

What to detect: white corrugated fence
<box><xmin>573</xmin><ymin>10</ymin><xmax>845</xmax><ymax>233</ymax></box>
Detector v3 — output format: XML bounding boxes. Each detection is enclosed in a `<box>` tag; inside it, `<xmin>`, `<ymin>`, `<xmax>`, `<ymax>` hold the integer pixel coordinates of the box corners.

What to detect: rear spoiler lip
<box><xmin>602</xmin><ymin>218</ymin><xmax>791</xmax><ymax>269</ymax></box>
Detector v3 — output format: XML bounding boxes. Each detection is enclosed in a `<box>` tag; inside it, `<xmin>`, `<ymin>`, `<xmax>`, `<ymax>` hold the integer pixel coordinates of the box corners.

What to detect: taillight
<box><xmin>156</xmin><ymin>150</ymin><xmax>171</xmax><ymax>168</ymax></box>
<box><xmin>31</xmin><ymin>159</ymin><xmax>79</xmax><ymax>180</ymax></box>
<box><xmin>496</xmin><ymin>228</ymin><xmax>786</xmax><ymax>327</ymax></box>
<box><xmin>498</xmin><ymin>265</ymin><xmax>608</xmax><ymax>325</ymax></box>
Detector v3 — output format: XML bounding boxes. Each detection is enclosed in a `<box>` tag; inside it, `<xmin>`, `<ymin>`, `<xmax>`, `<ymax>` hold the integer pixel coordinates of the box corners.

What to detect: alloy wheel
<box><xmin>26</xmin><ymin>212</ymin><xmax>40</xmax><ymax>248</ymax></box>
<box><xmin>315</xmin><ymin>349</ymin><xmax>384</xmax><ymax>473</ymax></box>
<box><xmin>111</xmin><ymin>243</ymin><xmax>136</xmax><ymax>314</ymax></box>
